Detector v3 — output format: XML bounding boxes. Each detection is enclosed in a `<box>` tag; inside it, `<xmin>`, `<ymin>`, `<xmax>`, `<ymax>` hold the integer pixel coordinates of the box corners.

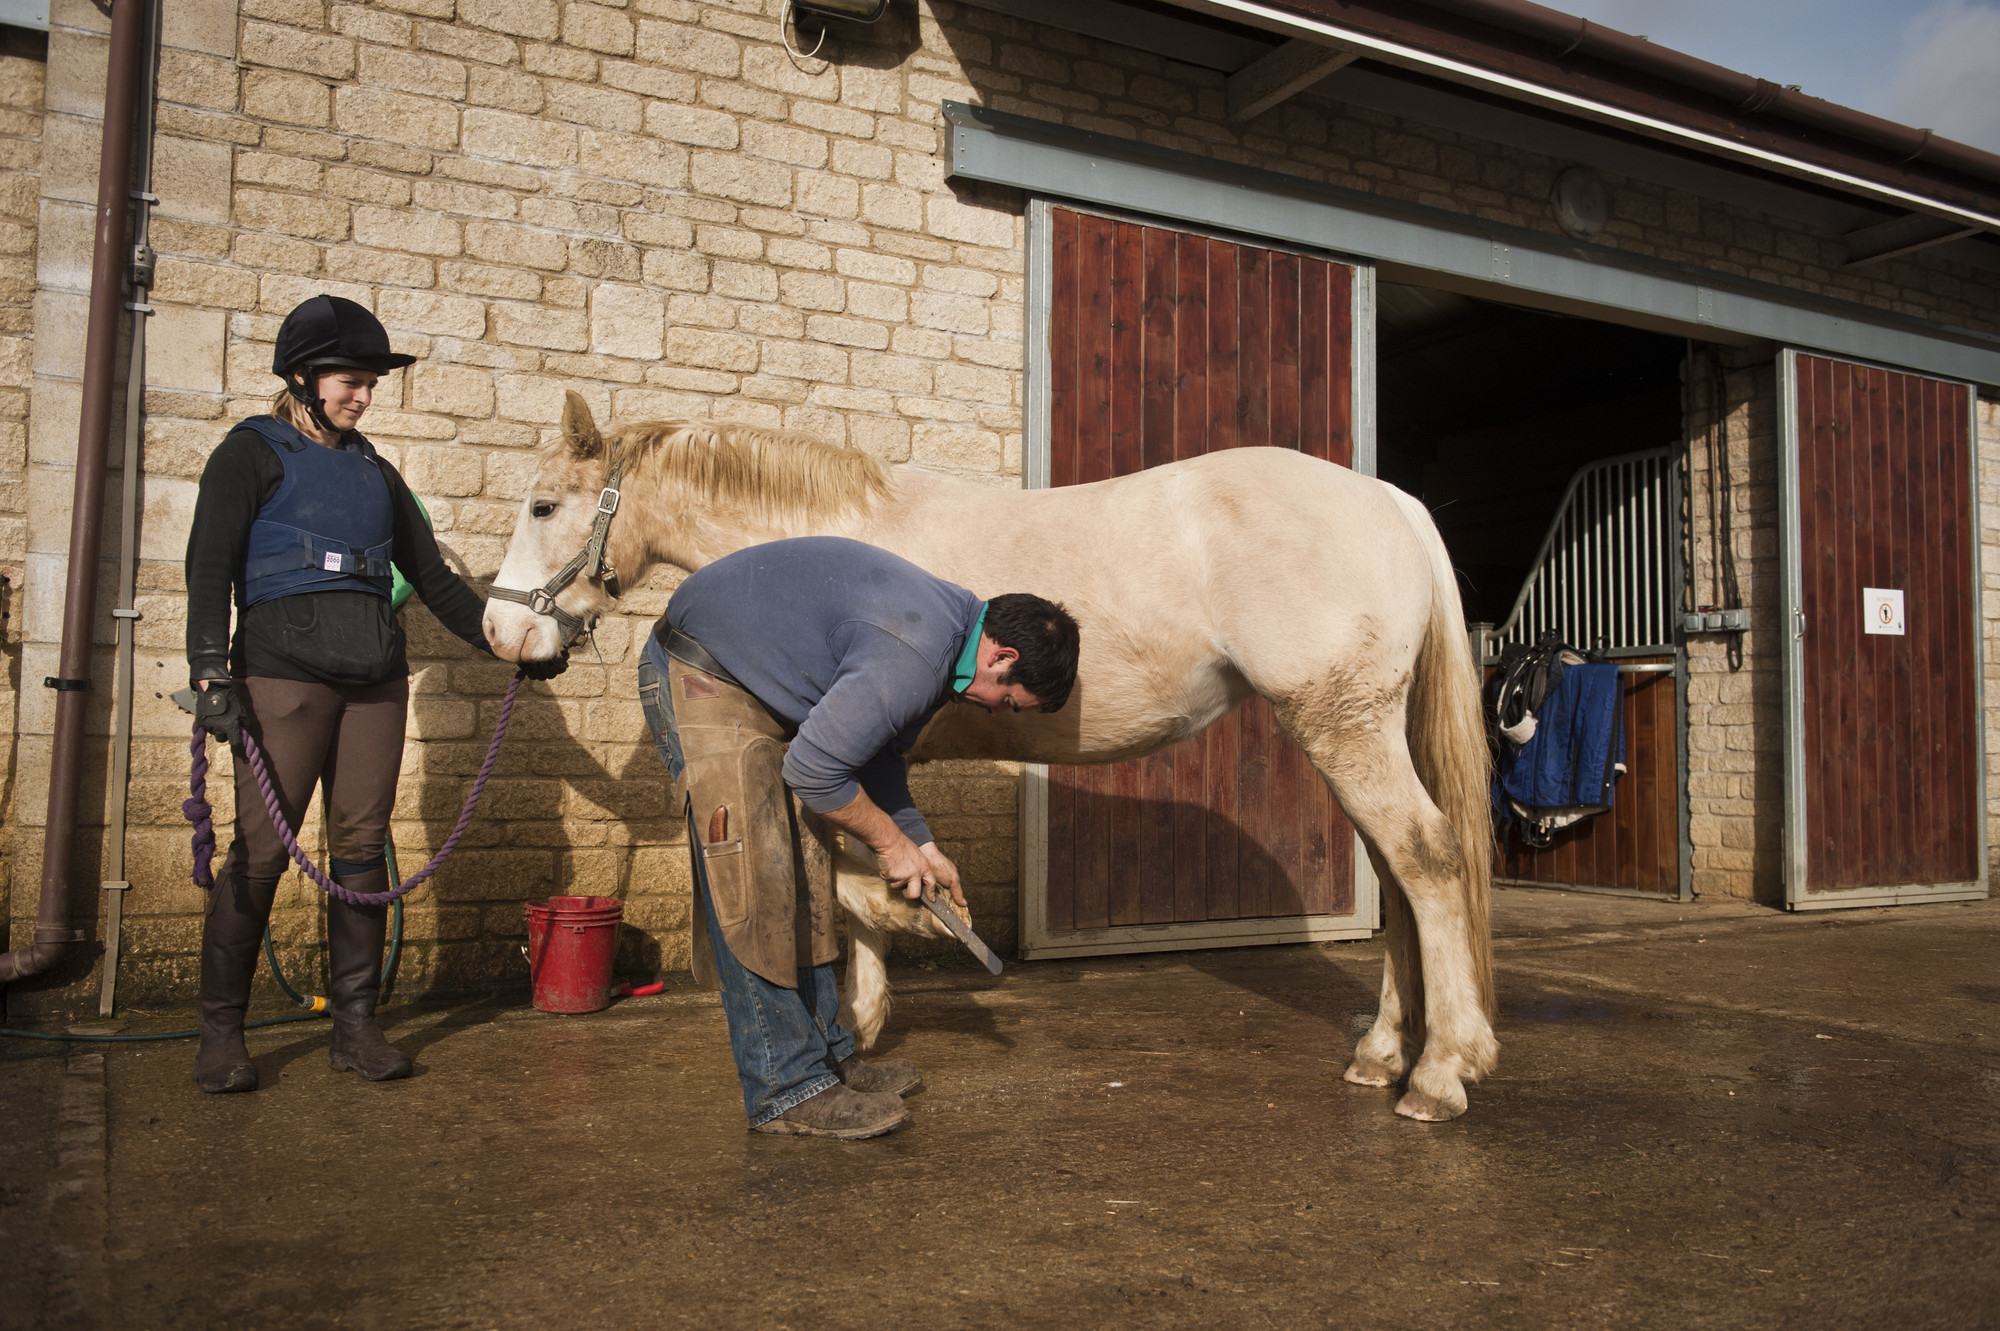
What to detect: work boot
<box><xmin>325</xmin><ymin>865</ymin><xmax>413</xmax><ymax>1082</ymax></box>
<box><xmin>752</xmin><ymin>1083</ymin><xmax>909</xmax><ymax>1139</ymax></box>
<box><xmin>838</xmin><ymin>1053</ymin><xmax>923</xmax><ymax>1097</ymax></box>
<box><xmin>193</xmin><ymin>867</ymin><xmax>276</xmax><ymax>1094</ymax></box>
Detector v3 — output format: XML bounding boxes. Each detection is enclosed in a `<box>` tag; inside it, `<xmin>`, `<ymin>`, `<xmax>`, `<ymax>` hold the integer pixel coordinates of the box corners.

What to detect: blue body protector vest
<box><xmin>236</xmin><ymin>416</ymin><xmax>395</xmax><ymax>608</ymax></box>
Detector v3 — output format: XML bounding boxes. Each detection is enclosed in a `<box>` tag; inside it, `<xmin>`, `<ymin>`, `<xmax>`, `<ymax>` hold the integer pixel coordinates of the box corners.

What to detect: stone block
<box><xmin>412</xmin><ymin>180</ymin><xmax>519</xmax><ymax>221</ymax></box>
<box><xmin>913</xmin><ymin>420</ymin><xmax>1001</xmax><ymax>470</ymax></box>
<box><xmin>639</xmin><ymin>248</ymin><xmax>708</xmax><ymax>293</ymax></box>
<box><xmin>468</xmin><ymin>65</ymin><xmax>545</xmax><ymax>114</ymax></box>
<box><xmin>579</xmin><ymin>130</ymin><xmax>686</xmax><ymax>188</ymax></box>
<box><xmin>564</xmin><ymin>3</ymin><xmax>635</xmax><ymax>55</ymax></box>
<box><xmin>332</xmin><ymin>6</ymin><xmax>415</xmax><ymax>43</ymax></box>
<box><xmin>359</xmin><ymin>45</ymin><xmax>468</xmax><ymax>102</ymax></box>
<box><xmin>910</xmin><ymin>289</ymin><xmax>988</xmax><ymax>335</ymax></box>
<box><xmin>415</xmin><ymin>19</ymin><xmax>520</xmax><ymax>66</ymax></box>
<box><xmin>590</xmin><ymin>282</ymin><xmax>664</xmax><ymax>359</ymax></box>
<box><xmin>740</xmin><ymin>47</ymin><xmax>837</xmax><ymax>101</ymax></box>
<box><xmin>45</xmin><ymin>27</ymin><xmax>108</xmax><ymax>118</ymax></box>
<box><xmin>234</xmin><ymin>149</ymin><xmax>322</xmax><ymax>195</ymax></box>
<box><xmin>634</xmin><ymin>20</ymin><xmax>739</xmax><ymax>76</ymax></box>
<box><xmin>778</xmin><ymin>270</ymin><xmax>843</xmax><ymax>312</ymax></box>
<box><xmin>464</xmin><ymin>221</ymin><xmax>569</xmax><ymax>272</ymax></box>
<box><xmin>351</xmin><ymin>205</ymin><xmax>462</xmax><ymax>257</ymax></box>
<box><xmin>758</xmin><ymin>339</ymin><xmax>846</xmax><ymax>382</ymax></box>
<box><xmin>461</xmin><ymin>108</ymin><xmax>577</xmax><ymax>168</ymax></box>
<box><xmin>805</xmin><ymin>314</ymin><xmax>887</xmax><ymax>350</ymax></box>
<box><xmin>400</xmin><ymin>442</ymin><xmax>487</xmax><ymax>495</ymax></box>
<box><xmin>663</xmin><ymin>326</ymin><xmax>756</xmax><ymax>372</ymax></box>
<box><xmin>645</xmin><ymin>103</ymin><xmax>737</xmax><ymax>149</ymax></box>
<box><xmin>845</xmin><ymin>283</ymin><xmax>906</xmax><ymax>323</ymax></box>
<box><xmin>860</xmin><ymin>183</ymin><xmax>923</xmax><ymax>231</ymax></box>
<box><xmin>548</xmin><ymin>81</ymin><xmax>643</xmax><ymax>134</ymax></box>
<box><xmin>233</xmin><ymin>187</ymin><xmax>348</xmax><ymax>242</ymax></box>
<box><xmin>159</xmin><ymin>48</ymin><xmax>240</xmax><ymax>113</ymax></box>
<box><xmin>162</xmin><ymin>0</ymin><xmax>239</xmax><ymax>57</ymax></box>
<box><xmin>438</xmin><ymin>259</ymin><xmax>543</xmax><ymax>300</ymax></box>
<box><xmin>240</xmin><ymin>68</ymin><xmax>330</xmax><ymax>129</ymax></box>
<box><xmin>690</xmin><ymin>151</ymin><xmax>791</xmax><ymax>208</ymax></box>
<box><xmin>796</xmin><ymin>171</ymin><xmax>859</xmax><ymax>220</ymax></box>
<box><xmin>151</xmin><ymin>257</ymin><xmax>258</xmax><ymax>313</ymax></box>
<box><xmin>144</xmin><ymin>305</ymin><xmax>227</xmax><ymax>394</ymax></box>
<box><xmin>379</xmin><ymin>290</ymin><xmax>487</xmax><ymax>340</ymax></box>
<box><xmin>459</xmin><ymin>0</ymin><xmax>561</xmax><ymax>41</ymax></box>
<box><xmin>336</xmin><ymin>86</ymin><xmax>461</xmax><ymax>150</ymax></box>
<box><xmin>492</xmin><ymin>302</ymin><xmax>589</xmax><ymax>351</ymax></box>
<box><xmin>927</xmin><ymin>195</ymin><xmax>1016</xmax><ymax>248</ymax></box>
<box><xmin>241</xmin><ymin>21</ymin><xmax>356</xmax><ymax>79</ymax></box>
<box><xmin>321</xmin><ymin>167</ymin><xmax>412</xmax><ymax>207</ymax></box>
<box><xmin>325</xmin><ymin>246</ymin><xmax>435</xmax><ymax>288</ymax></box>
<box><xmin>839</xmin><ymin>64</ymin><xmax>900</xmax><ymax>114</ymax></box>
<box><xmin>711</xmin><ymin>260</ymin><xmax>777</xmax><ymax>301</ymax></box>
<box><xmin>31</xmin><ymin>290</ymin><xmax>87</xmax><ymax>379</ymax></box>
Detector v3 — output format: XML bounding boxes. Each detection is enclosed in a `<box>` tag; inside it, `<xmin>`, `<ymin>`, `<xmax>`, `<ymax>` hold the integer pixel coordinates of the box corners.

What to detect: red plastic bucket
<box><xmin>523</xmin><ymin>895</ymin><xmax>624</xmax><ymax>1014</ymax></box>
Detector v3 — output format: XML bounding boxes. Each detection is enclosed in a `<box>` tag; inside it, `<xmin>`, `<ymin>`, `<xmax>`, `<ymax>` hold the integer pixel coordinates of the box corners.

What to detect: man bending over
<box><xmin>638</xmin><ymin>536</ymin><xmax>1080</xmax><ymax>1140</ymax></box>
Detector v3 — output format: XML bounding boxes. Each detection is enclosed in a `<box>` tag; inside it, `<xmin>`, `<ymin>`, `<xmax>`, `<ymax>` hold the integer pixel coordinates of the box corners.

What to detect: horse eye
<box><xmin>531</xmin><ymin>500</ymin><xmax>557</xmax><ymax>519</ymax></box>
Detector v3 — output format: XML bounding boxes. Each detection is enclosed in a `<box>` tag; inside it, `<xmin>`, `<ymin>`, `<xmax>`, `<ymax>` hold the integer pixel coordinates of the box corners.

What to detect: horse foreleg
<box><xmin>833</xmin><ymin>843</ymin><xmax>953</xmax><ymax>1052</ymax></box>
<box><xmin>1344</xmin><ymin>849</ymin><xmax>1423</xmax><ymax>1088</ymax></box>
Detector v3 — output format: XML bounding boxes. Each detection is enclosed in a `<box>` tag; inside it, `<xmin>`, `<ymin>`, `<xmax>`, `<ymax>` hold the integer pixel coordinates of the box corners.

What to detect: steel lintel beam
<box><xmin>944</xmin><ymin>100</ymin><xmax>2000</xmax><ymax>388</ymax></box>
<box><xmin>1227</xmin><ymin>37</ymin><xmax>1359</xmax><ymax>121</ymax></box>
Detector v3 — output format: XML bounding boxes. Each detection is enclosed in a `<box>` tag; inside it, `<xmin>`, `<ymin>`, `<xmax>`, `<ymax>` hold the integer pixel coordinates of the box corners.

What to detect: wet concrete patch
<box><xmin>2</xmin><ymin>893</ymin><xmax>1996</xmax><ymax>1328</ymax></box>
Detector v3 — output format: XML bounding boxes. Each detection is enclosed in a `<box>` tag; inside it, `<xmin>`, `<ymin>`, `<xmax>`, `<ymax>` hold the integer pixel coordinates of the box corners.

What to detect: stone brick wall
<box><xmin>1981</xmin><ymin>401</ymin><xmax>2000</xmax><ymax>887</ymax></box>
<box><xmin>1682</xmin><ymin>354</ymin><xmax>1783</xmax><ymax>901</ymax></box>
<box><xmin>5</xmin><ymin>0</ymin><xmax>1996</xmax><ymax>1013</ymax></box>
<box><xmin>0</xmin><ymin>33</ymin><xmax>42</xmax><ymax>939</ymax></box>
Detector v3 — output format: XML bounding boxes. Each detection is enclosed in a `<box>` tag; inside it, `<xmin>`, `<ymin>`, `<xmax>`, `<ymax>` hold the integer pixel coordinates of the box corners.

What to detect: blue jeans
<box><xmin>640</xmin><ymin>644</ymin><xmax>854</xmax><ymax>1126</ymax></box>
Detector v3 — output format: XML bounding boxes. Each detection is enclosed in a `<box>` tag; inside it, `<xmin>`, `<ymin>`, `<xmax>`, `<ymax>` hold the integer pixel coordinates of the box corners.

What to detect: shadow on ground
<box><xmin>2</xmin><ymin>888</ymin><xmax>1996</xmax><ymax>1329</ymax></box>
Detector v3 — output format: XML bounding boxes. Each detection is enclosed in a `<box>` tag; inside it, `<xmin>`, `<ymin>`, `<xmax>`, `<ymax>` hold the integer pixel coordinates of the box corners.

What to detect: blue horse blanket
<box><xmin>1494</xmin><ymin>659</ymin><xmax>1624</xmax><ymax>837</ymax></box>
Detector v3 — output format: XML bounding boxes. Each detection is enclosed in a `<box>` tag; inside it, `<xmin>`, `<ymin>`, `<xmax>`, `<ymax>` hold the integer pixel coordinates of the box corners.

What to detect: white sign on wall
<box><xmin>1863</xmin><ymin>587</ymin><xmax>1905</xmax><ymax>636</ymax></box>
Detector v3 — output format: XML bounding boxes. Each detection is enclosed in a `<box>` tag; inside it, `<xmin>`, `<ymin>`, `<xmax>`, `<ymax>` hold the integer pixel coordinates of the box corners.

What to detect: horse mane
<box><xmin>604</xmin><ymin>418</ymin><xmax>890</xmax><ymax>521</ymax></box>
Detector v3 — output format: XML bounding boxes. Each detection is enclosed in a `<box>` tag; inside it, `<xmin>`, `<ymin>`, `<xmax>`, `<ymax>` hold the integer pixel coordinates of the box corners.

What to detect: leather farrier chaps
<box><xmin>666</xmin><ymin>655</ymin><xmax>838</xmax><ymax>990</ymax></box>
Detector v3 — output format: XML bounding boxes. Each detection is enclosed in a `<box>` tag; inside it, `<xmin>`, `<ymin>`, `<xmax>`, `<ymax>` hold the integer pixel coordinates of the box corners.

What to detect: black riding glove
<box><xmin>516</xmin><ymin>652</ymin><xmax>569</xmax><ymax>682</ymax></box>
<box><xmin>195</xmin><ymin>682</ymin><xmax>244</xmax><ymax>744</ymax></box>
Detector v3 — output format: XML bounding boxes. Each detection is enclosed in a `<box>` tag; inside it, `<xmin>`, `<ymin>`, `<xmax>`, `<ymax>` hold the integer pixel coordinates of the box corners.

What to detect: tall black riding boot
<box><xmin>193</xmin><ymin>867</ymin><xmax>276</xmax><ymax>1093</ymax></box>
<box><xmin>325</xmin><ymin>865</ymin><xmax>413</xmax><ymax>1082</ymax></box>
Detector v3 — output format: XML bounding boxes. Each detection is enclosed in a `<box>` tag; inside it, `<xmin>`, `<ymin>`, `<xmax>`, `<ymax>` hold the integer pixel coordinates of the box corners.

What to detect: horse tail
<box><xmin>1388</xmin><ymin>487</ymin><xmax>1496</xmax><ymax>1019</ymax></box>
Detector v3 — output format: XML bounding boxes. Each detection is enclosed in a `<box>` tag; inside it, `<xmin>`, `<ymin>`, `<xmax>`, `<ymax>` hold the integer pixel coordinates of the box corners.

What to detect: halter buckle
<box><xmin>527</xmin><ymin>588</ymin><xmax>558</xmax><ymax>616</ymax></box>
<box><xmin>597</xmin><ymin>486</ymin><xmax>620</xmax><ymax>515</ymax></box>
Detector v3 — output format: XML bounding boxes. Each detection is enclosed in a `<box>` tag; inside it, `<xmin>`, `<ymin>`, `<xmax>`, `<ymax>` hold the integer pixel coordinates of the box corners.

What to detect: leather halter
<box><xmin>487</xmin><ymin>457</ymin><xmax>626</xmax><ymax>646</ymax></box>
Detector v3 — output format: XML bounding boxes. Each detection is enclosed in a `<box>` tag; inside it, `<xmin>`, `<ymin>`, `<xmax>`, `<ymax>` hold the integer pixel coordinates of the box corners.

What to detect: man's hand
<box><xmin>916</xmin><ymin>841</ymin><xmax>965</xmax><ymax>908</ymax></box>
<box><xmin>194</xmin><ymin>679</ymin><xmax>244</xmax><ymax>745</ymax></box>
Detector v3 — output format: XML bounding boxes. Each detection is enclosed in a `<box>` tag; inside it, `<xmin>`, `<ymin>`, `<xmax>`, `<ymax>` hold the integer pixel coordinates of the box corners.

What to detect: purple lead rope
<box><xmin>183</xmin><ymin>676</ymin><xmax>523</xmax><ymax>906</ymax></box>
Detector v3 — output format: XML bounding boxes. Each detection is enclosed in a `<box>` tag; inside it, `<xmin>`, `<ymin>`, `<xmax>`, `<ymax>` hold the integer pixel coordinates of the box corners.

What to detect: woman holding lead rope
<box><xmin>185</xmin><ymin>295</ymin><xmax>566</xmax><ymax>1094</ymax></box>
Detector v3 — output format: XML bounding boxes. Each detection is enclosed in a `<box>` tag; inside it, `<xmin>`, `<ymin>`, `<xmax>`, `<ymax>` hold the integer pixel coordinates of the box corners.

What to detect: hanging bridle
<box><xmin>487</xmin><ymin>456</ymin><xmax>627</xmax><ymax>646</ymax></box>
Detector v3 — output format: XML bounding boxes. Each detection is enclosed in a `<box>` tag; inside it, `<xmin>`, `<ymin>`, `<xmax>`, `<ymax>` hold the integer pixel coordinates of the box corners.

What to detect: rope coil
<box><xmin>183</xmin><ymin>676</ymin><xmax>523</xmax><ymax>905</ymax></box>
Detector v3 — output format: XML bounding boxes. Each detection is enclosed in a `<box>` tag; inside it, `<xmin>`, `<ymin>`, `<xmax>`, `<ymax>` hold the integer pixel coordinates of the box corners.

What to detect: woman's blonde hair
<box><xmin>268</xmin><ymin>384</ymin><xmax>314</xmax><ymax>431</ymax></box>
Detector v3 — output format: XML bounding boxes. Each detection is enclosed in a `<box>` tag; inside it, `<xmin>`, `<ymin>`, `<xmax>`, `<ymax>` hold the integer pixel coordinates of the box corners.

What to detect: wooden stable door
<box><xmin>1024</xmin><ymin>205</ymin><xmax>1371</xmax><ymax>958</ymax></box>
<box><xmin>1782</xmin><ymin>351</ymin><xmax>1986</xmax><ymax>907</ymax></box>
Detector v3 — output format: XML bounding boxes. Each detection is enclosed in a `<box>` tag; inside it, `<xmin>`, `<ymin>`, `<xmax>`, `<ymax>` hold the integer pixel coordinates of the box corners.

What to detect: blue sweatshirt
<box><xmin>654</xmin><ymin>537</ymin><xmax>985</xmax><ymax>846</ymax></box>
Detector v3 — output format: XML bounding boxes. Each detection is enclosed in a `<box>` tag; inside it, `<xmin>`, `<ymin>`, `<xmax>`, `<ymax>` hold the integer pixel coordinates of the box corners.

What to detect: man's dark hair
<box><xmin>985</xmin><ymin>593</ymin><xmax>1080</xmax><ymax>712</ymax></box>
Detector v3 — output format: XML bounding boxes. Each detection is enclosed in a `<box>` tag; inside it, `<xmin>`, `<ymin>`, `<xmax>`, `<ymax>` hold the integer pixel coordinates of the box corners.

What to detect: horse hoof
<box><xmin>1394</xmin><ymin>1088</ymin><xmax>1466</xmax><ymax>1122</ymax></box>
<box><xmin>1343</xmin><ymin>1059</ymin><xmax>1399</xmax><ymax>1088</ymax></box>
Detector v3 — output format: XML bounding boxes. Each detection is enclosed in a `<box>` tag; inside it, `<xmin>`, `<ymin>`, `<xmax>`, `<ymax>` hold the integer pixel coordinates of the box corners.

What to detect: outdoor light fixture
<box><xmin>793</xmin><ymin>0</ymin><xmax>890</xmax><ymax>19</ymax></box>
<box><xmin>1550</xmin><ymin>165</ymin><xmax>1611</xmax><ymax>240</ymax></box>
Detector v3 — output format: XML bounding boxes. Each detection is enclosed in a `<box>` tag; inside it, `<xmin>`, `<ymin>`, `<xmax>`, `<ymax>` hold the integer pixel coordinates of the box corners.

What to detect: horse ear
<box><xmin>562</xmin><ymin>391</ymin><xmax>603</xmax><ymax>459</ymax></box>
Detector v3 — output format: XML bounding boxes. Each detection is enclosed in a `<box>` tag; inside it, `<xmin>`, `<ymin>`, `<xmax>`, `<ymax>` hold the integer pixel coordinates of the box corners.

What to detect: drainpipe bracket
<box><xmin>110</xmin><ymin>607</ymin><xmax>141</xmax><ymax>619</ymax></box>
<box><xmin>43</xmin><ymin>676</ymin><xmax>91</xmax><ymax>691</ymax></box>
<box><xmin>101</xmin><ymin>881</ymin><xmax>130</xmax><ymax>894</ymax></box>
<box><xmin>33</xmin><ymin>926</ymin><xmax>87</xmax><ymax>944</ymax></box>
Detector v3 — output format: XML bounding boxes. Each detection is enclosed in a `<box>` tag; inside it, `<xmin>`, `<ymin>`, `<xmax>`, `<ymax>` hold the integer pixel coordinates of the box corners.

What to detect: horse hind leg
<box><xmin>1289</xmin><ymin>711</ymin><xmax>1497</xmax><ymax>1121</ymax></box>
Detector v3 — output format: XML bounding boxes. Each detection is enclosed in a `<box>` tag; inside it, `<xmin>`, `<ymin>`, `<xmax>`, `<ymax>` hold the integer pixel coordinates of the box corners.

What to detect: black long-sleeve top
<box><xmin>185</xmin><ymin>423</ymin><xmax>493</xmax><ymax>685</ymax></box>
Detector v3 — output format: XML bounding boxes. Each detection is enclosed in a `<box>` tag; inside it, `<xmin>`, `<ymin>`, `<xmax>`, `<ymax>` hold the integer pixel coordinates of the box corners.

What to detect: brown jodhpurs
<box><xmin>667</xmin><ymin>656</ymin><xmax>839</xmax><ymax>991</ymax></box>
<box><xmin>201</xmin><ymin>676</ymin><xmax>408</xmax><ymax>1031</ymax></box>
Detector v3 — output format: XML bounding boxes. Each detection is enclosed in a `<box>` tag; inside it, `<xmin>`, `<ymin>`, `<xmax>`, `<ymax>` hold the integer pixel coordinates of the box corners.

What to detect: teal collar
<box><xmin>951</xmin><ymin>606</ymin><xmax>988</xmax><ymax>693</ymax></box>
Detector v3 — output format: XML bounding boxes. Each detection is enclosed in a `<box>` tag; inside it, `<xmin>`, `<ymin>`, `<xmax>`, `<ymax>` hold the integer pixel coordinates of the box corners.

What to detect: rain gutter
<box><xmin>0</xmin><ymin>0</ymin><xmax>148</xmax><ymax>985</ymax></box>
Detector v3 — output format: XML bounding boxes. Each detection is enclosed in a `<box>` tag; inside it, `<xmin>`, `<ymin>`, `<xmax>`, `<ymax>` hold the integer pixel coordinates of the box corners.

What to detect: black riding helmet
<box><xmin>272</xmin><ymin>295</ymin><xmax>414</xmax><ymax>432</ymax></box>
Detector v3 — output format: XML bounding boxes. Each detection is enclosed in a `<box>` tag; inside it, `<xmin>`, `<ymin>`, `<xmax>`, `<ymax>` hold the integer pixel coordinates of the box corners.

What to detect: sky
<box><xmin>1553</xmin><ymin>0</ymin><xmax>2000</xmax><ymax>153</ymax></box>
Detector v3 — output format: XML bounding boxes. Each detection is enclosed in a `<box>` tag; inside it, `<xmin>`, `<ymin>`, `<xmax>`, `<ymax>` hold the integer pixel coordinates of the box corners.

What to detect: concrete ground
<box><xmin>2</xmin><ymin>887</ymin><xmax>1996</xmax><ymax>1330</ymax></box>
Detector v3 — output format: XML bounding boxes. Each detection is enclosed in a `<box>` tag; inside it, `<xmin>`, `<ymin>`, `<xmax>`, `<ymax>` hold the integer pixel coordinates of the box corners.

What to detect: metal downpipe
<box><xmin>0</xmin><ymin>0</ymin><xmax>149</xmax><ymax>986</ymax></box>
